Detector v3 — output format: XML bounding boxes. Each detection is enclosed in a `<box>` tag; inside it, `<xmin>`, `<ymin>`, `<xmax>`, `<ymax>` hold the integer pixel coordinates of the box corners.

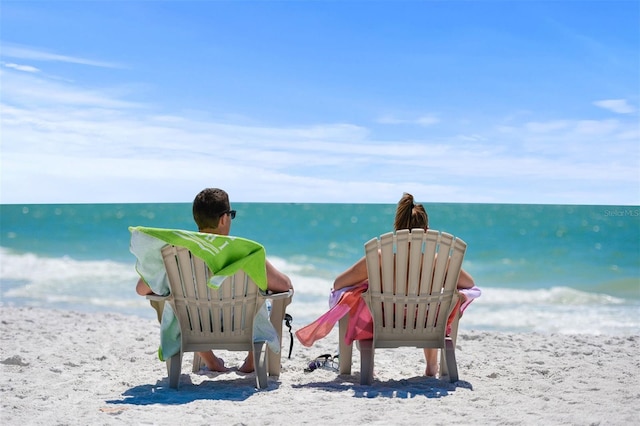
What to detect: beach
<box><xmin>1</xmin><ymin>307</ymin><xmax>638</xmax><ymax>425</ymax></box>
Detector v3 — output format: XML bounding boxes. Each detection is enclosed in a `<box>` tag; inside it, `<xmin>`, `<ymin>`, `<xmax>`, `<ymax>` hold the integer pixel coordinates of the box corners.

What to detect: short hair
<box><xmin>394</xmin><ymin>192</ymin><xmax>428</xmax><ymax>231</ymax></box>
<box><xmin>192</xmin><ymin>188</ymin><xmax>230</xmax><ymax>231</ymax></box>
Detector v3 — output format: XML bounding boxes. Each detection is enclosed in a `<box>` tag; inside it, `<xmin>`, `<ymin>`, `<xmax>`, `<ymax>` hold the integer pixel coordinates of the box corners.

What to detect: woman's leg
<box><xmin>423</xmin><ymin>348</ymin><xmax>438</xmax><ymax>377</ymax></box>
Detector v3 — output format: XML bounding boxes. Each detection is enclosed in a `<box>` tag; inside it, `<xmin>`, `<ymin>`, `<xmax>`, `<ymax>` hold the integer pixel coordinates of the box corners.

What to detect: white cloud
<box><xmin>1</xmin><ymin>64</ymin><xmax>638</xmax><ymax>205</ymax></box>
<box><xmin>455</xmin><ymin>134</ymin><xmax>487</xmax><ymax>142</ymax></box>
<box><xmin>593</xmin><ymin>99</ymin><xmax>636</xmax><ymax>114</ymax></box>
<box><xmin>1</xmin><ymin>68</ymin><xmax>142</xmax><ymax>109</ymax></box>
<box><xmin>416</xmin><ymin>115</ymin><xmax>441</xmax><ymax>127</ymax></box>
<box><xmin>3</xmin><ymin>62</ymin><xmax>39</xmax><ymax>73</ymax></box>
<box><xmin>3</xmin><ymin>96</ymin><xmax>638</xmax><ymax>205</ymax></box>
<box><xmin>525</xmin><ymin>120</ymin><xmax>570</xmax><ymax>133</ymax></box>
<box><xmin>574</xmin><ymin>119</ymin><xmax>620</xmax><ymax>135</ymax></box>
<box><xmin>1</xmin><ymin>43</ymin><xmax>123</xmax><ymax>68</ymax></box>
<box><xmin>377</xmin><ymin>114</ymin><xmax>440</xmax><ymax>127</ymax></box>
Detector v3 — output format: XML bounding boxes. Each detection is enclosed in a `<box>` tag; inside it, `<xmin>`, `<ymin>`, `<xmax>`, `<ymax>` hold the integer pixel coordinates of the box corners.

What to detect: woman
<box><xmin>333</xmin><ymin>192</ymin><xmax>475</xmax><ymax>377</ymax></box>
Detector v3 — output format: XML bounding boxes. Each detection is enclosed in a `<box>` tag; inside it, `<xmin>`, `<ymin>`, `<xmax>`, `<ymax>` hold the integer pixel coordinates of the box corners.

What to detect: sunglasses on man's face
<box><xmin>221</xmin><ymin>210</ymin><xmax>236</xmax><ymax>220</ymax></box>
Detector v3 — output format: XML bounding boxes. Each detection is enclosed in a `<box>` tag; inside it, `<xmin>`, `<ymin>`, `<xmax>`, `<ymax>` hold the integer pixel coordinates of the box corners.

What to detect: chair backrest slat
<box><xmin>394</xmin><ymin>230</ymin><xmax>410</xmax><ymax>296</ymax></box>
<box><xmin>406</xmin><ymin>229</ymin><xmax>424</xmax><ymax>296</ymax></box>
<box><xmin>420</xmin><ymin>231</ymin><xmax>438</xmax><ymax>295</ymax></box>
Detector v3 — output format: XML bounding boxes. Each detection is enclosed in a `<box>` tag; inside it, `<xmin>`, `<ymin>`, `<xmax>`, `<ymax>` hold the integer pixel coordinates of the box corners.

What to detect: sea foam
<box><xmin>1</xmin><ymin>248</ymin><xmax>638</xmax><ymax>335</ymax></box>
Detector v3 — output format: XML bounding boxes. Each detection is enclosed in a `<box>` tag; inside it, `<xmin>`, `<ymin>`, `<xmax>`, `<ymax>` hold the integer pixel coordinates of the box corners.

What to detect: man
<box><xmin>136</xmin><ymin>187</ymin><xmax>293</xmax><ymax>372</ymax></box>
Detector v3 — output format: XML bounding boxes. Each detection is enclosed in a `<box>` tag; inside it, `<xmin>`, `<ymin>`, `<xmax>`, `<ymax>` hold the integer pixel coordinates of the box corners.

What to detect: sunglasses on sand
<box><xmin>304</xmin><ymin>353</ymin><xmax>339</xmax><ymax>373</ymax></box>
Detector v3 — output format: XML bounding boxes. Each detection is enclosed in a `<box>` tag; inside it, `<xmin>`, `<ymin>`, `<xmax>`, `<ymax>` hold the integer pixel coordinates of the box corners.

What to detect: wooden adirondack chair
<box><xmin>338</xmin><ymin>229</ymin><xmax>467</xmax><ymax>384</ymax></box>
<box><xmin>148</xmin><ymin>244</ymin><xmax>293</xmax><ymax>389</ymax></box>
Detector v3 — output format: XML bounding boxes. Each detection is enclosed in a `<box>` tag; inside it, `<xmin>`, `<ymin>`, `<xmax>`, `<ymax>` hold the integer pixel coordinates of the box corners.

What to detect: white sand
<box><xmin>1</xmin><ymin>307</ymin><xmax>638</xmax><ymax>425</ymax></box>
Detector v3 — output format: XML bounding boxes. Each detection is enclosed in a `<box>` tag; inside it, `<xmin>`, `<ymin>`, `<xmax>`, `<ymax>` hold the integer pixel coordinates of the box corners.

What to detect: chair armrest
<box><xmin>260</xmin><ymin>289</ymin><xmax>294</xmax><ymax>300</ymax></box>
<box><xmin>146</xmin><ymin>294</ymin><xmax>169</xmax><ymax>302</ymax></box>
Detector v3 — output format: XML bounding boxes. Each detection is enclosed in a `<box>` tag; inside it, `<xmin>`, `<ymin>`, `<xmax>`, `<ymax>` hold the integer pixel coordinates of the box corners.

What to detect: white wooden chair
<box><xmin>338</xmin><ymin>229</ymin><xmax>467</xmax><ymax>384</ymax></box>
<box><xmin>148</xmin><ymin>244</ymin><xmax>292</xmax><ymax>389</ymax></box>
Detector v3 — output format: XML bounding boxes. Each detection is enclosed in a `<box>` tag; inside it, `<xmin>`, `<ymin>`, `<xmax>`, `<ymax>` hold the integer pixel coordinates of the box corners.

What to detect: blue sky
<box><xmin>1</xmin><ymin>1</ymin><xmax>638</xmax><ymax>205</ymax></box>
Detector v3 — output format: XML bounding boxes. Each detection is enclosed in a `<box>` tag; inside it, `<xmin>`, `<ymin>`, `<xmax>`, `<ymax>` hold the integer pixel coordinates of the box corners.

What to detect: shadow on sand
<box><xmin>293</xmin><ymin>373</ymin><xmax>473</xmax><ymax>399</ymax></box>
<box><xmin>106</xmin><ymin>371</ymin><xmax>280</xmax><ymax>406</ymax></box>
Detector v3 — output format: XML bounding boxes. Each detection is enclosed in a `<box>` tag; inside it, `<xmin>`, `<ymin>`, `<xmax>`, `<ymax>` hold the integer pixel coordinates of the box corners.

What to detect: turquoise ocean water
<box><xmin>1</xmin><ymin>203</ymin><xmax>638</xmax><ymax>335</ymax></box>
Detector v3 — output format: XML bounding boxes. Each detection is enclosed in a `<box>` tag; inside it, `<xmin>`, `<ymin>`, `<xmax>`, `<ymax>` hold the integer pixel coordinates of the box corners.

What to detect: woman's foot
<box><xmin>425</xmin><ymin>365</ymin><xmax>438</xmax><ymax>377</ymax></box>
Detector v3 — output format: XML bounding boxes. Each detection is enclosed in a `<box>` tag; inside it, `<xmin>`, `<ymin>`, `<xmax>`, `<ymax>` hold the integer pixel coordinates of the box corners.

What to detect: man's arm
<box><xmin>135</xmin><ymin>277</ymin><xmax>156</xmax><ymax>296</ymax></box>
<box><xmin>265</xmin><ymin>260</ymin><xmax>293</xmax><ymax>294</ymax></box>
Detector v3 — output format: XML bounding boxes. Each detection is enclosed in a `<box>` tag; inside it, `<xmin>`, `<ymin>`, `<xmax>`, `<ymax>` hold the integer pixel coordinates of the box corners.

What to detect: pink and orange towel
<box><xmin>295</xmin><ymin>283</ymin><xmax>372</xmax><ymax>347</ymax></box>
<box><xmin>295</xmin><ymin>283</ymin><xmax>481</xmax><ymax>347</ymax></box>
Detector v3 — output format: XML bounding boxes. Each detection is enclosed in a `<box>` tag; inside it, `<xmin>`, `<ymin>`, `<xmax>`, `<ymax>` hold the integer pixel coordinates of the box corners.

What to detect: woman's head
<box><xmin>394</xmin><ymin>192</ymin><xmax>428</xmax><ymax>231</ymax></box>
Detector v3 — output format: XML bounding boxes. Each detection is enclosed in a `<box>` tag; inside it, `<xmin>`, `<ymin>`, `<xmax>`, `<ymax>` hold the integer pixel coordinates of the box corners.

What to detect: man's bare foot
<box><xmin>238</xmin><ymin>354</ymin><xmax>254</xmax><ymax>373</ymax></box>
<box><xmin>199</xmin><ymin>351</ymin><xmax>230</xmax><ymax>372</ymax></box>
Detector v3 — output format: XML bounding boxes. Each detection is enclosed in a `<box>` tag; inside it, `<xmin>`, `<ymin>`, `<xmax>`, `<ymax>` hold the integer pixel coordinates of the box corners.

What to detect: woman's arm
<box><xmin>333</xmin><ymin>253</ymin><xmax>474</xmax><ymax>290</ymax></box>
<box><xmin>333</xmin><ymin>256</ymin><xmax>368</xmax><ymax>290</ymax></box>
<box><xmin>456</xmin><ymin>268</ymin><xmax>475</xmax><ymax>289</ymax></box>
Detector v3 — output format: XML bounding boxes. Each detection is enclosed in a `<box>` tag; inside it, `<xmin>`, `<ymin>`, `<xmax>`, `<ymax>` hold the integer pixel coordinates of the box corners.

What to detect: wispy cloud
<box><xmin>3</xmin><ymin>62</ymin><xmax>39</xmax><ymax>73</ymax></box>
<box><xmin>593</xmin><ymin>99</ymin><xmax>636</xmax><ymax>114</ymax></box>
<box><xmin>524</xmin><ymin>120</ymin><xmax>570</xmax><ymax>133</ymax></box>
<box><xmin>2</xmin><ymin>84</ymin><xmax>637</xmax><ymax>205</ymax></box>
<box><xmin>1</xmin><ymin>43</ymin><xmax>123</xmax><ymax>68</ymax></box>
<box><xmin>1</xmin><ymin>68</ymin><xmax>142</xmax><ymax>109</ymax></box>
<box><xmin>416</xmin><ymin>115</ymin><xmax>441</xmax><ymax>127</ymax></box>
<box><xmin>377</xmin><ymin>114</ymin><xmax>440</xmax><ymax>127</ymax></box>
<box><xmin>0</xmin><ymin>45</ymin><xmax>638</xmax><ymax>205</ymax></box>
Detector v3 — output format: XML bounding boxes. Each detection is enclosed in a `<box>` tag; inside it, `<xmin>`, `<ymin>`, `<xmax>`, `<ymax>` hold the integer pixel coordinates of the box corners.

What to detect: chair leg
<box><xmin>338</xmin><ymin>315</ymin><xmax>352</xmax><ymax>375</ymax></box>
<box><xmin>168</xmin><ymin>353</ymin><xmax>182</xmax><ymax>389</ymax></box>
<box><xmin>267</xmin><ymin>297</ymin><xmax>290</xmax><ymax>377</ymax></box>
<box><xmin>442</xmin><ymin>337</ymin><xmax>458</xmax><ymax>383</ymax></box>
<box><xmin>254</xmin><ymin>341</ymin><xmax>269</xmax><ymax>389</ymax></box>
<box><xmin>191</xmin><ymin>352</ymin><xmax>204</xmax><ymax>373</ymax></box>
<box><xmin>358</xmin><ymin>339</ymin><xmax>375</xmax><ymax>385</ymax></box>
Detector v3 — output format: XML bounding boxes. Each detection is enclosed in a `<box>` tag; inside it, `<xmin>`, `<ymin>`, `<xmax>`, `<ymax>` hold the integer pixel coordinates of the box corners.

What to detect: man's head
<box><xmin>192</xmin><ymin>188</ymin><xmax>235</xmax><ymax>234</ymax></box>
